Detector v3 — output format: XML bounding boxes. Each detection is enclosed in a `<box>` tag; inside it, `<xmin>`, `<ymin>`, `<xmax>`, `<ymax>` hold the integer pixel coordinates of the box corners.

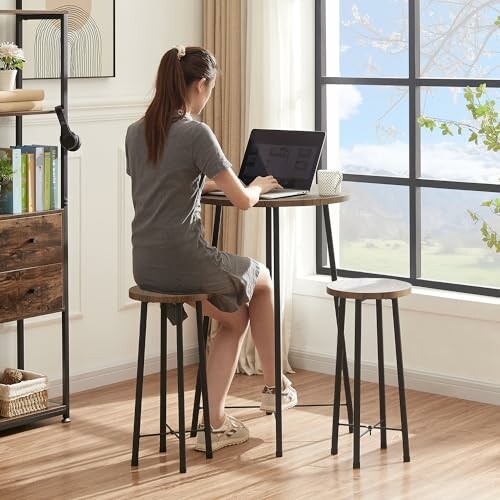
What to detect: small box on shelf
<box><xmin>0</xmin><ymin>368</ymin><xmax>48</xmax><ymax>418</ymax></box>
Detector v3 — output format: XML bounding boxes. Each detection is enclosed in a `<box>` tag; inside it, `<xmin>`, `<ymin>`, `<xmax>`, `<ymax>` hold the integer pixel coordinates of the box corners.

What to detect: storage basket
<box><xmin>0</xmin><ymin>370</ymin><xmax>48</xmax><ymax>418</ymax></box>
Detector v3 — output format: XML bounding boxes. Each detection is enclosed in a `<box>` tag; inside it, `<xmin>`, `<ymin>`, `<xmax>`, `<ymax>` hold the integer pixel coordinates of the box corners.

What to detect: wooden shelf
<box><xmin>0</xmin><ymin>10</ymin><xmax>68</xmax><ymax>16</ymax></box>
<box><xmin>0</xmin><ymin>209</ymin><xmax>63</xmax><ymax>221</ymax></box>
<box><xmin>0</xmin><ymin>402</ymin><xmax>67</xmax><ymax>432</ymax></box>
<box><xmin>0</xmin><ymin>109</ymin><xmax>55</xmax><ymax>118</ymax></box>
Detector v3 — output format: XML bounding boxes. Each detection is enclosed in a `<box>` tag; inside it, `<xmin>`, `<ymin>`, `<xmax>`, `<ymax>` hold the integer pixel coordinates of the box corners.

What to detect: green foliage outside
<box><xmin>0</xmin><ymin>153</ymin><xmax>13</xmax><ymax>186</ymax></box>
<box><xmin>418</xmin><ymin>83</ymin><xmax>500</xmax><ymax>253</ymax></box>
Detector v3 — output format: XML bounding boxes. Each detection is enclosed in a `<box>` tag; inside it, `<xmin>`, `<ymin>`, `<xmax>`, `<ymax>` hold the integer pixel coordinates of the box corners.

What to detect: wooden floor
<box><xmin>1</xmin><ymin>367</ymin><xmax>499</xmax><ymax>500</ymax></box>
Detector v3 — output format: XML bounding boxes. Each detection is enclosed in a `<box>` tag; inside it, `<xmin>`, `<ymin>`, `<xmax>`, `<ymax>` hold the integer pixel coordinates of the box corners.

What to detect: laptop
<box><xmin>209</xmin><ymin>129</ymin><xmax>326</xmax><ymax>199</ymax></box>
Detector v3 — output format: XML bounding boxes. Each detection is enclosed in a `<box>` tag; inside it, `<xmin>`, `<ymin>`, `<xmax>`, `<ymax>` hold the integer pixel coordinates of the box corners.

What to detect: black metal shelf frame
<box><xmin>0</xmin><ymin>5</ymin><xmax>70</xmax><ymax>431</ymax></box>
<box><xmin>315</xmin><ymin>0</ymin><xmax>500</xmax><ymax>298</ymax></box>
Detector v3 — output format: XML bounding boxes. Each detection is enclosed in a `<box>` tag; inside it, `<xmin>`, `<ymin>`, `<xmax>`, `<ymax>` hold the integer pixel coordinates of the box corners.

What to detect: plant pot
<box><xmin>0</xmin><ymin>70</ymin><xmax>17</xmax><ymax>91</ymax></box>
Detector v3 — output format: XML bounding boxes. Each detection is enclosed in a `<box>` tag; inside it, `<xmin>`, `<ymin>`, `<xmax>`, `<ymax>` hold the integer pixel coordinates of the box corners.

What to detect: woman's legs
<box><xmin>248</xmin><ymin>266</ymin><xmax>276</xmax><ymax>387</ymax></box>
<box><xmin>200</xmin><ymin>300</ymin><xmax>249</xmax><ymax>429</ymax></box>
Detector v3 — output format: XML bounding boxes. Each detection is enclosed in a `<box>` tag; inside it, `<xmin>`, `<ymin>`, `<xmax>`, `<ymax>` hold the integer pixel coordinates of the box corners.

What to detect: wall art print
<box><xmin>21</xmin><ymin>0</ymin><xmax>115</xmax><ymax>79</ymax></box>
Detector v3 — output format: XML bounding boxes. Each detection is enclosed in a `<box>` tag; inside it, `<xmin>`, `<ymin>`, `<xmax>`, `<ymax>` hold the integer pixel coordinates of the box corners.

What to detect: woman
<box><xmin>126</xmin><ymin>46</ymin><xmax>297</xmax><ymax>452</ymax></box>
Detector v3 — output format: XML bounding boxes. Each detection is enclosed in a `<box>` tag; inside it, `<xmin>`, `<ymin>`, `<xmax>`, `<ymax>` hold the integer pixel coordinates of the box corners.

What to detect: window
<box><xmin>316</xmin><ymin>0</ymin><xmax>500</xmax><ymax>296</ymax></box>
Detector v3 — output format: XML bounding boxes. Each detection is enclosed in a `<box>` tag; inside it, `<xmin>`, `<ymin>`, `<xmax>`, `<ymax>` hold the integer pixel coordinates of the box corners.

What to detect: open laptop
<box><xmin>209</xmin><ymin>129</ymin><xmax>326</xmax><ymax>199</ymax></box>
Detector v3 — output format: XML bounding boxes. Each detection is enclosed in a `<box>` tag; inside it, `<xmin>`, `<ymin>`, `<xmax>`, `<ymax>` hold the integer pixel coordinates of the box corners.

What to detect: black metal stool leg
<box><xmin>190</xmin><ymin>315</ymin><xmax>209</xmax><ymax>437</ymax></box>
<box><xmin>376</xmin><ymin>299</ymin><xmax>387</xmax><ymax>449</ymax></box>
<box><xmin>392</xmin><ymin>298</ymin><xmax>410</xmax><ymax>463</ymax></box>
<box><xmin>131</xmin><ymin>302</ymin><xmax>148</xmax><ymax>467</ymax></box>
<box><xmin>353</xmin><ymin>300</ymin><xmax>362</xmax><ymax>469</ymax></box>
<box><xmin>160</xmin><ymin>303</ymin><xmax>167</xmax><ymax>453</ymax></box>
<box><xmin>176</xmin><ymin>304</ymin><xmax>187</xmax><ymax>473</ymax></box>
<box><xmin>331</xmin><ymin>297</ymin><xmax>346</xmax><ymax>455</ymax></box>
<box><xmin>196</xmin><ymin>301</ymin><xmax>213</xmax><ymax>459</ymax></box>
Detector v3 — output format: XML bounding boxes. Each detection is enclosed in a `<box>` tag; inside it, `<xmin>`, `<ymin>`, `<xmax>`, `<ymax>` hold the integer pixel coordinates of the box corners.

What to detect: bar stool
<box><xmin>327</xmin><ymin>278</ymin><xmax>411</xmax><ymax>469</ymax></box>
<box><xmin>128</xmin><ymin>286</ymin><xmax>213</xmax><ymax>473</ymax></box>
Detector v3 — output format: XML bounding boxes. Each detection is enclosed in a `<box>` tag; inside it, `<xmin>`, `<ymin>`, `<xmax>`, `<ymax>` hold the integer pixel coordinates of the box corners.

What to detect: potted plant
<box><xmin>0</xmin><ymin>151</ymin><xmax>13</xmax><ymax>214</ymax></box>
<box><xmin>418</xmin><ymin>83</ymin><xmax>499</xmax><ymax>253</ymax></box>
<box><xmin>0</xmin><ymin>42</ymin><xmax>25</xmax><ymax>91</ymax></box>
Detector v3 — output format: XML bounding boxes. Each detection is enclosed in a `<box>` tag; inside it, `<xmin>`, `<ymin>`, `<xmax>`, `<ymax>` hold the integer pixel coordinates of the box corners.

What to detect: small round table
<box><xmin>193</xmin><ymin>193</ymin><xmax>351</xmax><ymax>458</ymax></box>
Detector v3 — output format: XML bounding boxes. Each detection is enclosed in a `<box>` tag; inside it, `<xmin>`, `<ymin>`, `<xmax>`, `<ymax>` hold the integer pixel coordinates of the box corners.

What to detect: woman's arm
<box><xmin>210</xmin><ymin>168</ymin><xmax>281</xmax><ymax>210</ymax></box>
<box><xmin>202</xmin><ymin>179</ymin><xmax>218</xmax><ymax>194</ymax></box>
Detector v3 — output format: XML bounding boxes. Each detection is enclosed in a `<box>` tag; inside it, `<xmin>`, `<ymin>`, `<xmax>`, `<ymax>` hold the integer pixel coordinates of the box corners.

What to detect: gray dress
<box><xmin>125</xmin><ymin>116</ymin><xmax>261</xmax><ymax>324</ymax></box>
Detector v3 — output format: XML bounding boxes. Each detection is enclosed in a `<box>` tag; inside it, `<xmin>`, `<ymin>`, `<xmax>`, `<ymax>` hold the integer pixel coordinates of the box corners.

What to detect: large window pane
<box><xmin>326</xmin><ymin>0</ymin><xmax>409</xmax><ymax>77</ymax></box>
<box><xmin>421</xmin><ymin>188</ymin><xmax>500</xmax><ymax>288</ymax></box>
<box><xmin>339</xmin><ymin>182</ymin><xmax>409</xmax><ymax>275</ymax></box>
<box><xmin>420</xmin><ymin>87</ymin><xmax>500</xmax><ymax>183</ymax></box>
<box><xmin>420</xmin><ymin>1</ymin><xmax>500</xmax><ymax>79</ymax></box>
<box><xmin>327</xmin><ymin>85</ymin><xmax>409</xmax><ymax>176</ymax></box>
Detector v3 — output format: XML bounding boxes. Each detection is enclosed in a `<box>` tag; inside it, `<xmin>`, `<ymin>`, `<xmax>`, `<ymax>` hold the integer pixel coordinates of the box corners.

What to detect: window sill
<box><xmin>293</xmin><ymin>274</ymin><xmax>500</xmax><ymax>323</ymax></box>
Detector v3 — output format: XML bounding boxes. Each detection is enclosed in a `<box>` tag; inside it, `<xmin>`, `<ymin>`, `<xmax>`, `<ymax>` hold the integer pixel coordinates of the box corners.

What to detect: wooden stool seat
<box><xmin>129</xmin><ymin>286</ymin><xmax>209</xmax><ymax>304</ymax></box>
<box><xmin>326</xmin><ymin>277</ymin><xmax>411</xmax><ymax>300</ymax></box>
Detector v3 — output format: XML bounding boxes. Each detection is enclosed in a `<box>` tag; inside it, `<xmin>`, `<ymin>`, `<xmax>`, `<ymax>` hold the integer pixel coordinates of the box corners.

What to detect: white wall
<box><xmin>0</xmin><ymin>0</ymin><xmax>203</xmax><ymax>396</ymax></box>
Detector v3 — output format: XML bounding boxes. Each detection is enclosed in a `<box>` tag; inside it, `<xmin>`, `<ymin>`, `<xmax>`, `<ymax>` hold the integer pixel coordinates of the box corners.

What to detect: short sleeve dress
<box><xmin>125</xmin><ymin>115</ymin><xmax>261</xmax><ymax>324</ymax></box>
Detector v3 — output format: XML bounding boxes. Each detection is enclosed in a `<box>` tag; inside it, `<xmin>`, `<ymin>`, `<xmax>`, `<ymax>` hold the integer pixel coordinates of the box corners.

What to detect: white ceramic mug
<box><xmin>317</xmin><ymin>169</ymin><xmax>343</xmax><ymax>196</ymax></box>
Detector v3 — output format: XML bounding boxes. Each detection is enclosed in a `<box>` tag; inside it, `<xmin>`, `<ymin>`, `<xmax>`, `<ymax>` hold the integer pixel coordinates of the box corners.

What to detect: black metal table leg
<box><xmin>392</xmin><ymin>299</ymin><xmax>411</xmax><ymax>463</ymax></box>
<box><xmin>331</xmin><ymin>297</ymin><xmax>346</xmax><ymax>455</ymax></box>
<box><xmin>266</xmin><ymin>207</ymin><xmax>273</xmax><ymax>277</ymax></box>
<box><xmin>353</xmin><ymin>300</ymin><xmax>362</xmax><ymax>469</ymax></box>
<box><xmin>196</xmin><ymin>301</ymin><xmax>213</xmax><ymax>459</ymax></box>
<box><xmin>131</xmin><ymin>302</ymin><xmax>148</xmax><ymax>467</ymax></box>
<box><xmin>160</xmin><ymin>303</ymin><xmax>167</xmax><ymax>453</ymax></box>
<box><xmin>272</xmin><ymin>207</ymin><xmax>282</xmax><ymax>458</ymax></box>
<box><xmin>191</xmin><ymin>205</ymin><xmax>222</xmax><ymax>436</ymax></box>
<box><xmin>176</xmin><ymin>304</ymin><xmax>187</xmax><ymax>473</ymax></box>
<box><xmin>17</xmin><ymin>319</ymin><xmax>24</xmax><ymax>369</ymax></box>
<box><xmin>323</xmin><ymin>205</ymin><xmax>353</xmax><ymax>431</ymax></box>
<box><xmin>376</xmin><ymin>299</ymin><xmax>387</xmax><ymax>449</ymax></box>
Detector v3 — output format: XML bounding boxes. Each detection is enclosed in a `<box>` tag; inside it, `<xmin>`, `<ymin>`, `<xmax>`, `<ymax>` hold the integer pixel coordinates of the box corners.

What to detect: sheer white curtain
<box><xmin>238</xmin><ymin>0</ymin><xmax>315</xmax><ymax>375</ymax></box>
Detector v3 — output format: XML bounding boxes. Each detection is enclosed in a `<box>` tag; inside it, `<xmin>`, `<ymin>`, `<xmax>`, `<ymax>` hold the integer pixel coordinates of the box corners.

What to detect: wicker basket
<box><xmin>0</xmin><ymin>370</ymin><xmax>48</xmax><ymax>418</ymax></box>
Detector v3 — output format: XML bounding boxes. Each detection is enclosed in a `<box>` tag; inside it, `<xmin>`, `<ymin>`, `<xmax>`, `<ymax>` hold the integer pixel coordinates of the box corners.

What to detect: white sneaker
<box><xmin>194</xmin><ymin>414</ymin><xmax>249</xmax><ymax>452</ymax></box>
<box><xmin>260</xmin><ymin>375</ymin><xmax>298</xmax><ymax>413</ymax></box>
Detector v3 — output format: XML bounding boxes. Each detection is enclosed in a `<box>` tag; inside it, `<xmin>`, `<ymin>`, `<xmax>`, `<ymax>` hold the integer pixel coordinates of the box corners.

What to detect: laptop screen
<box><xmin>239</xmin><ymin>129</ymin><xmax>326</xmax><ymax>190</ymax></box>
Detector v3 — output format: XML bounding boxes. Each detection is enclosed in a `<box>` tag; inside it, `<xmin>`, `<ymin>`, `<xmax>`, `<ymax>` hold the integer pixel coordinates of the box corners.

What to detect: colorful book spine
<box><xmin>21</xmin><ymin>147</ymin><xmax>36</xmax><ymax>212</ymax></box>
<box><xmin>20</xmin><ymin>151</ymin><xmax>28</xmax><ymax>212</ymax></box>
<box><xmin>43</xmin><ymin>148</ymin><xmax>51</xmax><ymax>210</ymax></box>
<box><xmin>11</xmin><ymin>147</ymin><xmax>22</xmax><ymax>214</ymax></box>
<box><xmin>45</xmin><ymin>146</ymin><xmax>59</xmax><ymax>210</ymax></box>
<box><xmin>34</xmin><ymin>146</ymin><xmax>45</xmax><ymax>212</ymax></box>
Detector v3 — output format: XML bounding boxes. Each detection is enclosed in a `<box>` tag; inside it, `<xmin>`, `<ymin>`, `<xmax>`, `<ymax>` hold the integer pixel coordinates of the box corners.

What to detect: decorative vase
<box><xmin>0</xmin><ymin>70</ymin><xmax>17</xmax><ymax>91</ymax></box>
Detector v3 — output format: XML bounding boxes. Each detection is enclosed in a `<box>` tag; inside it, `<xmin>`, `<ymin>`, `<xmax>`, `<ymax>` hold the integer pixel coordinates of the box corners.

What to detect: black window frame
<box><xmin>315</xmin><ymin>0</ymin><xmax>500</xmax><ymax>298</ymax></box>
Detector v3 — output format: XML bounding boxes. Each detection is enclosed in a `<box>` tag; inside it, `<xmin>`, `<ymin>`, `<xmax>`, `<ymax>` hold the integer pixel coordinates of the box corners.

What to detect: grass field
<box><xmin>339</xmin><ymin>239</ymin><xmax>500</xmax><ymax>288</ymax></box>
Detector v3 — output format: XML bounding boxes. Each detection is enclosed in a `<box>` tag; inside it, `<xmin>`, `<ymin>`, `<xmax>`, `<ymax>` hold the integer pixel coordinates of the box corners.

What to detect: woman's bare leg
<box><xmin>248</xmin><ymin>266</ymin><xmax>276</xmax><ymax>387</ymax></box>
<box><xmin>199</xmin><ymin>301</ymin><xmax>249</xmax><ymax>428</ymax></box>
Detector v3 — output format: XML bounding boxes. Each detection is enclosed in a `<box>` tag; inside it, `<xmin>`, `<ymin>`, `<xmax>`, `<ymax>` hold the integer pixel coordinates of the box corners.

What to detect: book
<box><xmin>21</xmin><ymin>147</ymin><xmax>36</xmax><ymax>212</ymax></box>
<box><xmin>20</xmin><ymin>150</ymin><xmax>28</xmax><ymax>212</ymax></box>
<box><xmin>44</xmin><ymin>146</ymin><xmax>59</xmax><ymax>210</ymax></box>
<box><xmin>33</xmin><ymin>146</ymin><xmax>45</xmax><ymax>212</ymax></box>
<box><xmin>0</xmin><ymin>147</ymin><xmax>23</xmax><ymax>214</ymax></box>
<box><xmin>44</xmin><ymin>148</ymin><xmax>51</xmax><ymax>210</ymax></box>
<box><xmin>0</xmin><ymin>101</ymin><xmax>44</xmax><ymax>113</ymax></box>
<box><xmin>0</xmin><ymin>89</ymin><xmax>45</xmax><ymax>103</ymax></box>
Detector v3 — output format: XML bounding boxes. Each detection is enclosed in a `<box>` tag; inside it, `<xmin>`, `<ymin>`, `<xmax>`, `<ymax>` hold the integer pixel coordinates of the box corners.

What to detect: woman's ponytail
<box><xmin>144</xmin><ymin>46</ymin><xmax>217</xmax><ymax>164</ymax></box>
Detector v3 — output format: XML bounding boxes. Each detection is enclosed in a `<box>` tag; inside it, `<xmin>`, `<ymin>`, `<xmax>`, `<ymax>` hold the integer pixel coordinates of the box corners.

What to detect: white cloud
<box><xmin>328</xmin><ymin>85</ymin><xmax>363</xmax><ymax>120</ymax></box>
<box><xmin>336</xmin><ymin>141</ymin><xmax>500</xmax><ymax>183</ymax></box>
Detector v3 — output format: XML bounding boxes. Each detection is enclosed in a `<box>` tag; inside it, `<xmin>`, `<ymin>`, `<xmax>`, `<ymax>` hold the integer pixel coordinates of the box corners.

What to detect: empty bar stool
<box><xmin>128</xmin><ymin>286</ymin><xmax>213</xmax><ymax>473</ymax></box>
<box><xmin>327</xmin><ymin>278</ymin><xmax>411</xmax><ymax>469</ymax></box>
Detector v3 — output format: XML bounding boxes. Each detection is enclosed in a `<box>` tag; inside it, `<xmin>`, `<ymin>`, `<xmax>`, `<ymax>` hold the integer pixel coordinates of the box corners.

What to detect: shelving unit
<box><xmin>0</xmin><ymin>8</ymin><xmax>70</xmax><ymax>432</ymax></box>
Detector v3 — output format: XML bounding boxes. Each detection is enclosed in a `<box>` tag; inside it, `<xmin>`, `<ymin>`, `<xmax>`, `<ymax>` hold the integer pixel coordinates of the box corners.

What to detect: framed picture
<box><xmin>20</xmin><ymin>0</ymin><xmax>115</xmax><ymax>79</ymax></box>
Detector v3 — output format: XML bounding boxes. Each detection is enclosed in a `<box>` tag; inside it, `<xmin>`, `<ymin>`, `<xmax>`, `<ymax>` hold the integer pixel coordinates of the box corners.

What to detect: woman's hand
<box><xmin>249</xmin><ymin>176</ymin><xmax>283</xmax><ymax>194</ymax></box>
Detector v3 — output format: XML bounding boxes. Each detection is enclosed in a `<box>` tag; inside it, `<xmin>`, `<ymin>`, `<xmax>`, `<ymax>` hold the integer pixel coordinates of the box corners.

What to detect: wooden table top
<box><xmin>201</xmin><ymin>192</ymin><xmax>349</xmax><ymax>208</ymax></box>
